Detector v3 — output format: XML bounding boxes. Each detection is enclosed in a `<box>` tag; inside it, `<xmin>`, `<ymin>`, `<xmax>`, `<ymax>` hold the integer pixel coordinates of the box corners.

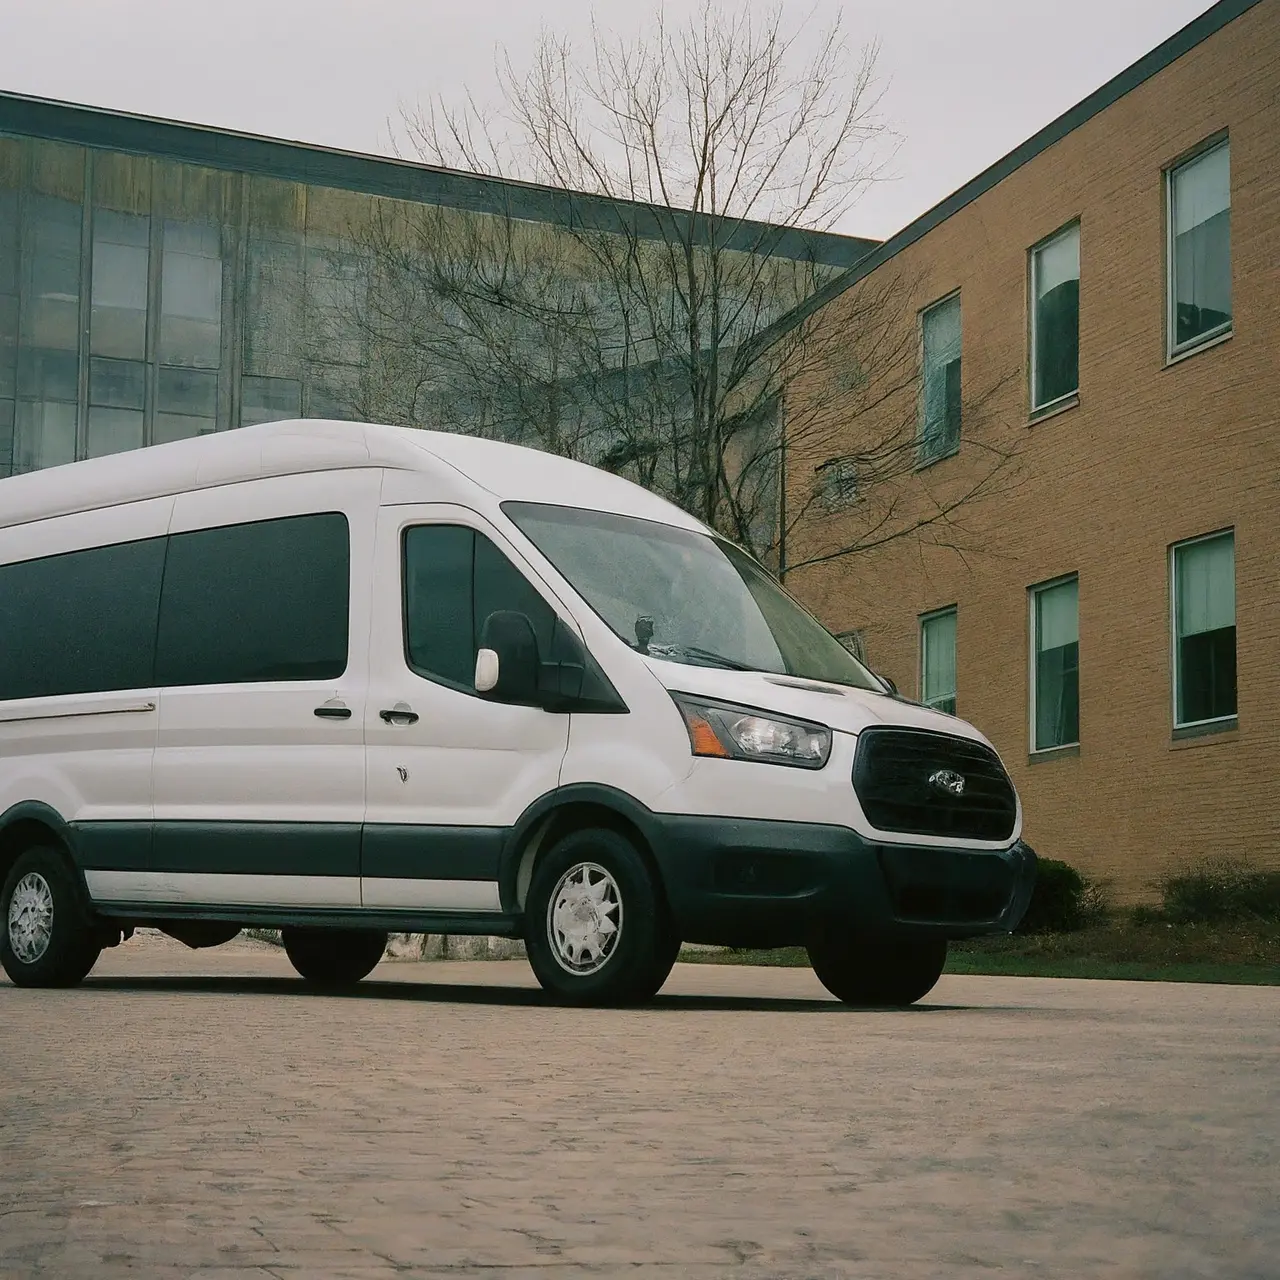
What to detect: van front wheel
<box><xmin>525</xmin><ymin>828</ymin><xmax>673</xmax><ymax>1006</ymax></box>
<box><xmin>807</xmin><ymin>935</ymin><xmax>947</xmax><ymax>1007</ymax></box>
<box><xmin>281</xmin><ymin>927</ymin><xmax>387</xmax><ymax>988</ymax></box>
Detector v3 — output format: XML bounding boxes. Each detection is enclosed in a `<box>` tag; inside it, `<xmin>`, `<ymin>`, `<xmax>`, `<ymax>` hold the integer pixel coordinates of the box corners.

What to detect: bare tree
<box><xmin>347</xmin><ymin>1</ymin><xmax>1019</xmax><ymax>569</ymax></box>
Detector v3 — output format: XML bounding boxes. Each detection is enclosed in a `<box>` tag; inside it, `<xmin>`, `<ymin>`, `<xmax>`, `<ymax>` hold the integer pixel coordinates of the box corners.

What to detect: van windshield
<box><xmin>503</xmin><ymin>501</ymin><xmax>882</xmax><ymax>692</ymax></box>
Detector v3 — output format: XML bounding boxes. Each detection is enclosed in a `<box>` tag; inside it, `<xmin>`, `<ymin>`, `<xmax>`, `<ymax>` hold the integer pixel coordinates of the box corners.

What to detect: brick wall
<box><xmin>784</xmin><ymin>0</ymin><xmax>1280</xmax><ymax>900</ymax></box>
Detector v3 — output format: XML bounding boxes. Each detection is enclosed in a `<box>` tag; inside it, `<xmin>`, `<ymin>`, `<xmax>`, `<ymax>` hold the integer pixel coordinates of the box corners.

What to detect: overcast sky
<box><xmin>0</xmin><ymin>0</ymin><xmax>1218</xmax><ymax>239</ymax></box>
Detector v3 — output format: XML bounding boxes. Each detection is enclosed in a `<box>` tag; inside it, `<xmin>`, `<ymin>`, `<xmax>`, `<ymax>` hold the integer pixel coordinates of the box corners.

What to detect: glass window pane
<box><xmin>14</xmin><ymin>347</ymin><xmax>78</xmax><ymax>474</ymax></box>
<box><xmin>155</xmin><ymin>514</ymin><xmax>350</xmax><ymax>686</ymax></box>
<box><xmin>244</xmin><ymin>233</ymin><xmax>303</xmax><ymax>377</ymax></box>
<box><xmin>1032</xmin><ymin>225</ymin><xmax>1080</xmax><ymax>409</ymax></box>
<box><xmin>1033</xmin><ymin>579</ymin><xmax>1079</xmax><ymax>750</ymax></box>
<box><xmin>241</xmin><ymin>375</ymin><xmax>301</xmax><ymax>426</ymax></box>
<box><xmin>0</xmin><ymin>188</ymin><xmax>18</xmax><ymax>298</ymax></box>
<box><xmin>87</xmin><ymin>406</ymin><xmax>145</xmax><ymax>458</ymax></box>
<box><xmin>473</xmin><ymin>531</ymin><xmax>558</xmax><ymax>660</ymax></box>
<box><xmin>90</xmin><ymin>356</ymin><xmax>145</xmax><ymax>409</ymax></box>
<box><xmin>921</xmin><ymin>609</ymin><xmax>957</xmax><ymax>712</ymax></box>
<box><xmin>13</xmin><ymin>400</ymin><xmax>76</xmax><ymax>472</ymax></box>
<box><xmin>404</xmin><ymin>525</ymin><xmax>477</xmax><ymax>687</ymax></box>
<box><xmin>160</xmin><ymin>221</ymin><xmax>222</xmax><ymax>367</ymax></box>
<box><xmin>0</xmin><ymin>397</ymin><xmax>14</xmax><ymax>479</ymax></box>
<box><xmin>305</xmin><ymin>241</ymin><xmax>366</xmax><ymax>368</ymax></box>
<box><xmin>1171</xmin><ymin>143</ymin><xmax>1231</xmax><ymax>350</ymax></box>
<box><xmin>1174</xmin><ymin>533</ymin><xmax>1236</xmax><ymax>726</ymax></box>
<box><xmin>21</xmin><ymin>195</ymin><xmax>81</xmax><ymax>353</ymax></box>
<box><xmin>157</xmin><ymin>365</ymin><xmax>217</xmax><ymax>444</ymax></box>
<box><xmin>91</xmin><ymin>210</ymin><xmax>150</xmax><ymax>360</ymax></box>
<box><xmin>920</xmin><ymin>296</ymin><xmax>961</xmax><ymax>461</ymax></box>
<box><xmin>0</xmin><ymin>292</ymin><xmax>16</xmax><ymax>400</ymax></box>
<box><xmin>0</xmin><ymin>190</ymin><xmax>17</xmax><ymax>400</ymax></box>
<box><xmin>0</xmin><ymin>537</ymin><xmax>167</xmax><ymax>700</ymax></box>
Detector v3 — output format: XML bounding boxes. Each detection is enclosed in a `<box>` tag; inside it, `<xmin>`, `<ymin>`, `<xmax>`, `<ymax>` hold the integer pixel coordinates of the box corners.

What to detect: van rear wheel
<box><xmin>281</xmin><ymin>927</ymin><xmax>387</xmax><ymax>988</ymax></box>
<box><xmin>807</xmin><ymin>935</ymin><xmax>947</xmax><ymax>1007</ymax></box>
<box><xmin>1</xmin><ymin>847</ymin><xmax>102</xmax><ymax>988</ymax></box>
<box><xmin>525</xmin><ymin>827</ymin><xmax>674</xmax><ymax>1006</ymax></box>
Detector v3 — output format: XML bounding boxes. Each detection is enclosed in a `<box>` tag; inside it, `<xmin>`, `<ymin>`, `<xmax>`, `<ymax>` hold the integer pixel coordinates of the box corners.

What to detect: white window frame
<box><xmin>917</xmin><ymin>291</ymin><xmax>962</xmax><ymax>465</ymax></box>
<box><xmin>1028</xmin><ymin>221</ymin><xmax>1081</xmax><ymax>416</ymax></box>
<box><xmin>1166</xmin><ymin>137</ymin><xmax>1232</xmax><ymax>362</ymax></box>
<box><xmin>1170</xmin><ymin>528</ymin><xmax>1237</xmax><ymax>732</ymax></box>
<box><xmin>1028</xmin><ymin>573</ymin><xmax>1080</xmax><ymax>754</ymax></box>
<box><xmin>919</xmin><ymin>605</ymin><xmax>957</xmax><ymax>713</ymax></box>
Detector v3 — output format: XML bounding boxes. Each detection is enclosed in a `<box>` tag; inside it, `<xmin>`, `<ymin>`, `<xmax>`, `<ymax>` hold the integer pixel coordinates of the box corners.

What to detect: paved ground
<box><xmin>1</xmin><ymin>935</ymin><xmax>1276</xmax><ymax>1280</ymax></box>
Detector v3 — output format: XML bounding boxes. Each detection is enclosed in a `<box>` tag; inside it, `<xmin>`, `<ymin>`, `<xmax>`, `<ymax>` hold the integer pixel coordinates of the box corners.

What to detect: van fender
<box><xmin>498</xmin><ymin>784</ymin><xmax>662</xmax><ymax>913</ymax></box>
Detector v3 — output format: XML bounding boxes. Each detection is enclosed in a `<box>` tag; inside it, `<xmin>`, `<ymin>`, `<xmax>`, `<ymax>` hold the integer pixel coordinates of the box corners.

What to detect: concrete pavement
<box><xmin>1</xmin><ymin>934</ymin><xmax>1276</xmax><ymax>1279</ymax></box>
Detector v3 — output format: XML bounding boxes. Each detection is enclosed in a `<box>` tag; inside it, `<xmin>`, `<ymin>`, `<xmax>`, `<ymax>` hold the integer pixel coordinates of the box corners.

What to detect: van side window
<box><xmin>0</xmin><ymin>538</ymin><xmax>166</xmax><ymax>701</ymax></box>
<box><xmin>404</xmin><ymin>525</ymin><xmax>557</xmax><ymax>689</ymax></box>
<box><xmin>155</xmin><ymin>513</ymin><xmax>349</xmax><ymax>686</ymax></box>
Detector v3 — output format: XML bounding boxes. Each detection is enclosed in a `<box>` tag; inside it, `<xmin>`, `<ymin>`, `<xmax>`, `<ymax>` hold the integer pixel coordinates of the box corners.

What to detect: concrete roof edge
<box><xmin>0</xmin><ymin>90</ymin><xmax>879</xmax><ymax>267</ymax></box>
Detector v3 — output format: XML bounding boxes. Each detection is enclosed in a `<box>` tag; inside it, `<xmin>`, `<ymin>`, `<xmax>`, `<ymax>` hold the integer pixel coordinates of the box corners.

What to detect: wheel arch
<box><xmin>500</xmin><ymin>785</ymin><xmax>668</xmax><ymax>915</ymax></box>
<box><xmin>0</xmin><ymin>802</ymin><xmax>83</xmax><ymax>893</ymax></box>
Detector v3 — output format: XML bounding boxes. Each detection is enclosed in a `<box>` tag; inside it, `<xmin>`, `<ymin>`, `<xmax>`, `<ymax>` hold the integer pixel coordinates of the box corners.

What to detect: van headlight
<box><xmin>670</xmin><ymin>693</ymin><xmax>831</xmax><ymax>769</ymax></box>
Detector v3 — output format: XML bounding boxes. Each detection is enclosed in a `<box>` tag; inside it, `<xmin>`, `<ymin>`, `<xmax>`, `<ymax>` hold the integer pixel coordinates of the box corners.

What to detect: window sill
<box><xmin>1170</xmin><ymin>717</ymin><xmax>1238</xmax><ymax>748</ymax></box>
<box><xmin>914</xmin><ymin>444</ymin><xmax>960</xmax><ymax>473</ymax></box>
<box><xmin>1028</xmin><ymin>743</ymin><xmax>1080</xmax><ymax>764</ymax></box>
<box><xmin>1028</xmin><ymin>393</ymin><xmax>1079</xmax><ymax>426</ymax></box>
<box><xmin>1166</xmin><ymin>327</ymin><xmax>1232</xmax><ymax>368</ymax></box>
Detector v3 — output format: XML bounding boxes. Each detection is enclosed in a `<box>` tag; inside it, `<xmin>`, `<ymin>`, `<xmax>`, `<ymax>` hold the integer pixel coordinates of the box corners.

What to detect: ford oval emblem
<box><xmin>928</xmin><ymin>768</ymin><xmax>966</xmax><ymax>797</ymax></box>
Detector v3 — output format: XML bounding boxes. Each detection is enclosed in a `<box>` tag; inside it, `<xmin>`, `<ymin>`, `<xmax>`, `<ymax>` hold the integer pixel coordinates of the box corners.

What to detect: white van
<box><xmin>0</xmin><ymin>420</ymin><xmax>1035</xmax><ymax>1006</ymax></box>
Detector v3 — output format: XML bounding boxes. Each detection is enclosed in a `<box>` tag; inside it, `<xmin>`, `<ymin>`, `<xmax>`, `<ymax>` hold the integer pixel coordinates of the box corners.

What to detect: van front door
<box><xmin>148</xmin><ymin>472</ymin><xmax>377</xmax><ymax>911</ymax></box>
<box><xmin>362</xmin><ymin>505</ymin><xmax>572</xmax><ymax>915</ymax></box>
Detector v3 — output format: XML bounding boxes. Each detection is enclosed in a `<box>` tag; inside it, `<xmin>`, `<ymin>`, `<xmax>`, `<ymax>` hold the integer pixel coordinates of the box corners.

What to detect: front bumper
<box><xmin>648</xmin><ymin>814</ymin><xmax>1037</xmax><ymax>949</ymax></box>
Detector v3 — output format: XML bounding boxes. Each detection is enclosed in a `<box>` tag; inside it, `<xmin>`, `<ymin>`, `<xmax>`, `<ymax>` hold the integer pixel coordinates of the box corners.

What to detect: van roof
<box><xmin>0</xmin><ymin>419</ymin><xmax>707</xmax><ymax>534</ymax></box>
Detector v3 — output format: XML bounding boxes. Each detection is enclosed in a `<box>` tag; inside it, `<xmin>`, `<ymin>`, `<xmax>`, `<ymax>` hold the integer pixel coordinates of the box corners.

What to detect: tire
<box><xmin>281</xmin><ymin>927</ymin><xmax>387</xmax><ymax>988</ymax></box>
<box><xmin>1</xmin><ymin>846</ymin><xmax>103</xmax><ymax>988</ymax></box>
<box><xmin>807</xmin><ymin>935</ymin><xmax>948</xmax><ymax>1007</ymax></box>
<box><xmin>524</xmin><ymin>827</ymin><xmax>673</xmax><ymax>1006</ymax></box>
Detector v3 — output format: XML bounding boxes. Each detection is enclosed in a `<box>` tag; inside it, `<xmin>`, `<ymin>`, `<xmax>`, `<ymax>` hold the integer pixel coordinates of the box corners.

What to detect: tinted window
<box><xmin>404</xmin><ymin>525</ymin><xmax>557</xmax><ymax>689</ymax></box>
<box><xmin>0</xmin><ymin>538</ymin><xmax>166</xmax><ymax>700</ymax></box>
<box><xmin>155</xmin><ymin>513</ymin><xmax>349</xmax><ymax>686</ymax></box>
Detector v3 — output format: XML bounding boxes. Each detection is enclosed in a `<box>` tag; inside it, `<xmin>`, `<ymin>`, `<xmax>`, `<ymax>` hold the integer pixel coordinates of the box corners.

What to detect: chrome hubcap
<box><xmin>547</xmin><ymin>861</ymin><xmax>622</xmax><ymax>976</ymax></box>
<box><xmin>8</xmin><ymin>872</ymin><xmax>54</xmax><ymax>965</ymax></box>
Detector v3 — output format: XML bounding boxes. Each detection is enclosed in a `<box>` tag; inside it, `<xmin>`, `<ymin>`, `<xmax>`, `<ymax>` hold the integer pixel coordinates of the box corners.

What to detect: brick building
<box><xmin>783</xmin><ymin>0</ymin><xmax>1279</xmax><ymax>900</ymax></box>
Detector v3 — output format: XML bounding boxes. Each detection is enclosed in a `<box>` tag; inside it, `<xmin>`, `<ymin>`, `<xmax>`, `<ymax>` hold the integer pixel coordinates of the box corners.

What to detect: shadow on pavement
<box><xmin>61</xmin><ymin>972</ymin><xmax>981</xmax><ymax>1014</ymax></box>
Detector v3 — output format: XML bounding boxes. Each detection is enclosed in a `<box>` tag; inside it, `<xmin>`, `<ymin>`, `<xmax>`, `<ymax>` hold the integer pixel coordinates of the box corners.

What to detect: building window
<box><xmin>920</xmin><ymin>607</ymin><xmax>957</xmax><ymax>714</ymax></box>
<box><xmin>90</xmin><ymin>210</ymin><xmax>149</xmax><ymax>362</ymax></box>
<box><xmin>241</xmin><ymin>375</ymin><xmax>302</xmax><ymax>426</ymax></box>
<box><xmin>816</xmin><ymin>456</ymin><xmax>858</xmax><ymax>510</ymax></box>
<box><xmin>1168</xmin><ymin>140</ymin><xmax>1231</xmax><ymax>357</ymax></box>
<box><xmin>1172</xmin><ymin>531</ymin><xmax>1236</xmax><ymax>729</ymax></box>
<box><xmin>1030</xmin><ymin>576</ymin><xmax>1079</xmax><ymax>751</ymax></box>
<box><xmin>919</xmin><ymin>294</ymin><xmax>961</xmax><ymax>463</ymax></box>
<box><xmin>87</xmin><ymin>357</ymin><xmax>146</xmax><ymax>459</ymax></box>
<box><xmin>159</xmin><ymin>221</ymin><xmax>222</xmax><ymax>369</ymax></box>
<box><xmin>156</xmin><ymin>366</ymin><xmax>217</xmax><ymax>445</ymax></box>
<box><xmin>1030</xmin><ymin>224</ymin><xmax>1080</xmax><ymax>413</ymax></box>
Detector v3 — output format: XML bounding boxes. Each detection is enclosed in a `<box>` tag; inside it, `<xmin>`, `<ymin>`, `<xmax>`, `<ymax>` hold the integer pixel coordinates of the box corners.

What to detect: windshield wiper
<box><xmin>644</xmin><ymin>642</ymin><xmax>755</xmax><ymax>672</ymax></box>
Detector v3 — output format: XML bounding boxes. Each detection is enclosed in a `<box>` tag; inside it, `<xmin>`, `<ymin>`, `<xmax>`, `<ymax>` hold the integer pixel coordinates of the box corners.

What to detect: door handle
<box><xmin>380</xmin><ymin>704</ymin><xmax>419</xmax><ymax>726</ymax></box>
<box><xmin>314</xmin><ymin>704</ymin><xmax>352</xmax><ymax>720</ymax></box>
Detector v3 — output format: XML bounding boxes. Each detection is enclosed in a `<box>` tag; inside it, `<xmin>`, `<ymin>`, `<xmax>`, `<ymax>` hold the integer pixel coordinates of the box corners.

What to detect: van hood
<box><xmin>642</xmin><ymin>658</ymin><xmax>995</xmax><ymax>750</ymax></box>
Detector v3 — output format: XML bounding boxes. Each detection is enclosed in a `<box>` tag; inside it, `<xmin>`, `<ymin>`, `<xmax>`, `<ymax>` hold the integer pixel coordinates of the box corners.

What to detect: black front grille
<box><xmin>853</xmin><ymin>727</ymin><xmax>1017</xmax><ymax>842</ymax></box>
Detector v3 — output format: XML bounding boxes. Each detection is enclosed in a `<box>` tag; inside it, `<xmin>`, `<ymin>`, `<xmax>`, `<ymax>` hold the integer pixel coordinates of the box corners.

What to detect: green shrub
<box><xmin>1016</xmin><ymin>858</ymin><xmax>1109</xmax><ymax>934</ymax></box>
<box><xmin>1160</xmin><ymin>861</ymin><xmax>1280</xmax><ymax>924</ymax></box>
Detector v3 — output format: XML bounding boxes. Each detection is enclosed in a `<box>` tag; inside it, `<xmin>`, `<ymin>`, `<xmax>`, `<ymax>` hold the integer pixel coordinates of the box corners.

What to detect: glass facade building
<box><xmin>0</xmin><ymin>93</ymin><xmax>875</xmax><ymax>480</ymax></box>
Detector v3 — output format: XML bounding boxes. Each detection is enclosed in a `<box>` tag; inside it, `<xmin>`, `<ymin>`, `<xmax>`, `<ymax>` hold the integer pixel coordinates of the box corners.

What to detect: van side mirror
<box><xmin>477</xmin><ymin>610</ymin><xmax>541</xmax><ymax>705</ymax></box>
